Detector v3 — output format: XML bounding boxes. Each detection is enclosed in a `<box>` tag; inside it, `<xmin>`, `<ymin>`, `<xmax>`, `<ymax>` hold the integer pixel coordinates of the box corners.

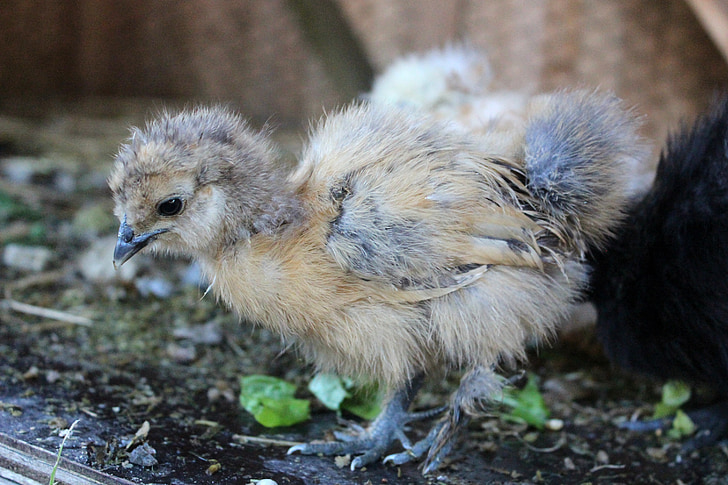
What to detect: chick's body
<box><xmin>210</xmin><ymin>106</ymin><xmax>578</xmax><ymax>388</ymax></box>
<box><xmin>110</xmin><ymin>91</ymin><xmax>644</xmax><ymax>472</ymax></box>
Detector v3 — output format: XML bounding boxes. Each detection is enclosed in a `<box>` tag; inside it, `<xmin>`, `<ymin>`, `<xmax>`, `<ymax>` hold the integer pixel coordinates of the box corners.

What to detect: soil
<box><xmin>1</xmin><ymin>99</ymin><xmax>727</xmax><ymax>485</ymax></box>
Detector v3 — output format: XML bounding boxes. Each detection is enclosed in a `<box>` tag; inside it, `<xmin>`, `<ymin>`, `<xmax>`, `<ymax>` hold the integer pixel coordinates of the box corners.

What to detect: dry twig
<box><xmin>231</xmin><ymin>434</ymin><xmax>302</xmax><ymax>447</ymax></box>
<box><xmin>3</xmin><ymin>299</ymin><xmax>93</xmax><ymax>327</ymax></box>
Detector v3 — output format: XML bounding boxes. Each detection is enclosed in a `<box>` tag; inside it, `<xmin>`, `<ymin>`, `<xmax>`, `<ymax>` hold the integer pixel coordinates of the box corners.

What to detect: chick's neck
<box><xmin>218</xmin><ymin>177</ymin><xmax>304</xmax><ymax>249</ymax></box>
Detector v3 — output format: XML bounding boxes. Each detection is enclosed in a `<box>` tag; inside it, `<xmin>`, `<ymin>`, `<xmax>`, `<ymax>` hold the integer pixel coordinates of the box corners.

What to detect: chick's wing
<box><xmin>318</xmin><ymin>149</ymin><xmax>545</xmax><ymax>302</ymax></box>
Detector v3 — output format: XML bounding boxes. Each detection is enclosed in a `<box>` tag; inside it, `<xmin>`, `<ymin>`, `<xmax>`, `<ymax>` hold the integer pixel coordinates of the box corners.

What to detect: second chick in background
<box><xmin>591</xmin><ymin>96</ymin><xmax>728</xmax><ymax>449</ymax></box>
<box><xmin>109</xmin><ymin>86</ymin><xmax>646</xmax><ymax>471</ymax></box>
<box><xmin>368</xmin><ymin>44</ymin><xmax>527</xmax><ymax>135</ymax></box>
<box><xmin>369</xmin><ymin>45</ymin><xmax>653</xmax><ymax>197</ymax></box>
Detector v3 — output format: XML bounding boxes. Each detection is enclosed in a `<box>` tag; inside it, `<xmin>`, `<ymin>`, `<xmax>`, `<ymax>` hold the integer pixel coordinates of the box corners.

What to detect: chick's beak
<box><xmin>113</xmin><ymin>217</ymin><xmax>169</xmax><ymax>269</ymax></box>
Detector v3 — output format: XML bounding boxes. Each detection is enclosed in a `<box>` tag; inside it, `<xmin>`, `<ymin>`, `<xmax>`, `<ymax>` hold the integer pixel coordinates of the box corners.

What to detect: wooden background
<box><xmin>1</xmin><ymin>0</ymin><xmax>728</xmax><ymax>144</ymax></box>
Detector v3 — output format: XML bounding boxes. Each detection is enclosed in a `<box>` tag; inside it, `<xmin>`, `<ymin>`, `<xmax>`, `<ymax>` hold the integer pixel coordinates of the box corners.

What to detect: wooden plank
<box><xmin>0</xmin><ymin>433</ymin><xmax>135</xmax><ymax>485</ymax></box>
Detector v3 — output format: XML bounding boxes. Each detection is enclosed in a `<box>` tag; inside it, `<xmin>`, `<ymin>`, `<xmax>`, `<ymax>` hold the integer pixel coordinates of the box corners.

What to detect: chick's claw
<box><xmin>287</xmin><ymin>413</ymin><xmax>420</xmax><ymax>470</ymax></box>
<box><xmin>383</xmin><ymin>419</ymin><xmax>445</xmax><ymax>467</ymax></box>
<box><xmin>288</xmin><ymin>377</ymin><xmax>445</xmax><ymax>470</ymax></box>
<box><xmin>289</xmin><ymin>435</ymin><xmax>396</xmax><ymax>470</ymax></box>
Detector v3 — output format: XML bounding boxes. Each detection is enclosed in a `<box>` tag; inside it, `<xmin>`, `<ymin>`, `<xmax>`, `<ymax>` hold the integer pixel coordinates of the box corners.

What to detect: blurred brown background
<box><xmin>1</xmin><ymin>0</ymin><xmax>728</xmax><ymax>142</ymax></box>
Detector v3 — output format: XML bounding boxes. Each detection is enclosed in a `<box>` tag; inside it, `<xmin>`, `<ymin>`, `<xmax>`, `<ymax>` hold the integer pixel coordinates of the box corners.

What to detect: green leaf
<box><xmin>239</xmin><ymin>375</ymin><xmax>310</xmax><ymax>428</ymax></box>
<box><xmin>662</xmin><ymin>381</ymin><xmax>691</xmax><ymax>408</ymax></box>
<box><xmin>653</xmin><ymin>402</ymin><xmax>675</xmax><ymax>419</ymax></box>
<box><xmin>499</xmin><ymin>374</ymin><xmax>550</xmax><ymax>429</ymax></box>
<box><xmin>308</xmin><ymin>373</ymin><xmax>382</xmax><ymax>420</ymax></box>
<box><xmin>254</xmin><ymin>396</ymin><xmax>310</xmax><ymax>428</ymax></box>
<box><xmin>341</xmin><ymin>388</ymin><xmax>381</xmax><ymax>420</ymax></box>
<box><xmin>308</xmin><ymin>373</ymin><xmax>349</xmax><ymax>410</ymax></box>
<box><xmin>667</xmin><ymin>409</ymin><xmax>696</xmax><ymax>439</ymax></box>
<box><xmin>653</xmin><ymin>380</ymin><xmax>691</xmax><ymax>419</ymax></box>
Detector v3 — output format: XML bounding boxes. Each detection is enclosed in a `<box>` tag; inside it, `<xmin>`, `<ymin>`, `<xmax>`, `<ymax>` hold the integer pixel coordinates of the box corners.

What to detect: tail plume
<box><xmin>524</xmin><ymin>90</ymin><xmax>648</xmax><ymax>250</ymax></box>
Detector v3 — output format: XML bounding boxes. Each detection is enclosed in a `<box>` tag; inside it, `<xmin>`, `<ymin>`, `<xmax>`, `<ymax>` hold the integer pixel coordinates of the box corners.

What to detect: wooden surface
<box><xmin>0</xmin><ymin>433</ymin><xmax>136</xmax><ymax>485</ymax></box>
<box><xmin>0</xmin><ymin>1</ymin><xmax>727</xmax><ymax>146</ymax></box>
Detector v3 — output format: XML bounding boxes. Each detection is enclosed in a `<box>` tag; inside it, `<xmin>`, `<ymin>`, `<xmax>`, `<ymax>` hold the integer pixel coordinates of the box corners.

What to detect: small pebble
<box><xmin>256</xmin><ymin>480</ymin><xmax>278</xmax><ymax>485</ymax></box>
<box><xmin>173</xmin><ymin>320</ymin><xmax>223</xmax><ymax>345</ymax></box>
<box><xmin>166</xmin><ymin>342</ymin><xmax>197</xmax><ymax>363</ymax></box>
<box><xmin>544</xmin><ymin>418</ymin><xmax>564</xmax><ymax>431</ymax></box>
<box><xmin>2</xmin><ymin>156</ymin><xmax>40</xmax><ymax>184</ymax></box>
<box><xmin>54</xmin><ymin>171</ymin><xmax>76</xmax><ymax>193</ymax></box>
<box><xmin>129</xmin><ymin>443</ymin><xmax>158</xmax><ymax>467</ymax></box>
<box><xmin>135</xmin><ymin>277</ymin><xmax>174</xmax><ymax>298</ymax></box>
<box><xmin>22</xmin><ymin>366</ymin><xmax>39</xmax><ymax>380</ymax></box>
<box><xmin>3</xmin><ymin>244</ymin><xmax>52</xmax><ymax>272</ymax></box>
<box><xmin>334</xmin><ymin>454</ymin><xmax>351</xmax><ymax>469</ymax></box>
<box><xmin>596</xmin><ymin>449</ymin><xmax>609</xmax><ymax>464</ymax></box>
<box><xmin>207</xmin><ymin>380</ymin><xmax>235</xmax><ymax>402</ymax></box>
<box><xmin>45</xmin><ymin>370</ymin><xmax>61</xmax><ymax>384</ymax></box>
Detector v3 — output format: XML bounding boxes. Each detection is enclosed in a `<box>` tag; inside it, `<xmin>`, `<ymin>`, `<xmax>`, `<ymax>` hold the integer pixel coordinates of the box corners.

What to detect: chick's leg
<box><xmin>385</xmin><ymin>366</ymin><xmax>503</xmax><ymax>474</ymax></box>
<box><xmin>383</xmin><ymin>399</ymin><xmax>467</xmax><ymax>473</ymax></box>
<box><xmin>288</xmin><ymin>375</ymin><xmax>445</xmax><ymax>470</ymax></box>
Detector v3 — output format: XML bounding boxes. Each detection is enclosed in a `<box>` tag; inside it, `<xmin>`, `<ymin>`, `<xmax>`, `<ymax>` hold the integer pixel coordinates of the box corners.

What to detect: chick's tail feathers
<box><xmin>523</xmin><ymin>90</ymin><xmax>648</xmax><ymax>251</ymax></box>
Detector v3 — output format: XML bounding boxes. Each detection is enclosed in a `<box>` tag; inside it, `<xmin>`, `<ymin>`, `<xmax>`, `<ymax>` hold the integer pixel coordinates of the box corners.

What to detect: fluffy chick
<box><xmin>368</xmin><ymin>44</ymin><xmax>527</xmax><ymax>134</ymax></box>
<box><xmin>591</xmin><ymin>96</ymin><xmax>728</xmax><ymax>448</ymax></box>
<box><xmin>109</xmin><ymin>91</ymin><xmax>644</xmax><ymax>472</ymax></box>
<box><xmin>368</xmin><ymin>45</ymin><xmax>651</xmax><ymax>197</ymax></box>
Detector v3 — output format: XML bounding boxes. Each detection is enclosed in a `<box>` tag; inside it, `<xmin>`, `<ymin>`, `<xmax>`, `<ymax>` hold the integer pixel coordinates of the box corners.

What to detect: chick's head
<box><xmin>108</xmin><ymin>106</ymin><xmax>280</xmax><ymax>266</ymax></box>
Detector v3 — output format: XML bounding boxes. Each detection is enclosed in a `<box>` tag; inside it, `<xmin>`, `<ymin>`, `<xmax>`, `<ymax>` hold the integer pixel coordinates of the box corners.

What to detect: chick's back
<box><xmin>271</xmin><ymin>94</ymin><xmax>642</xmax><ymax>385</ymax></box>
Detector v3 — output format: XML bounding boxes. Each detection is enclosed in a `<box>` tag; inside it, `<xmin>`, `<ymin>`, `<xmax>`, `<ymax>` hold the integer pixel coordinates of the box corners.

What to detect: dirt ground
<box><xmin>1</xmin><ymin>99</ymin><xmax>727</xmax><ymax>485</ymax></box>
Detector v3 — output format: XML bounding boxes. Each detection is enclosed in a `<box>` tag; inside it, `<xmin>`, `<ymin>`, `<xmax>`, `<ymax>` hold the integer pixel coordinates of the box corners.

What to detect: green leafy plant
<box><xmin>239</xmin><ymin>373</ymin><xmax>381</xmax><ymax>427</ymax></box>
<box><xmin>239</xmin><ymin>375</ymin><xmax>310</xmax><ymax>427</ymax></box>
<box><xmin>239</xmin><ymin>372</ymin><xmax>551</xmax><ymax>430</ymax></box>
<box><xmin>653</xmin><ymin>380</ymin><xmax>691</xmax><ymax>419</ymax></box>
<box><xmin>308</xmin><ymin>373</ymin><xmax>381</xmax><ymax>420</ymax></box>
<box><xmin>499</xmin><ymin>374</ymin><xmax>550</xmax><ymax>429</ymax></box>
<box><xmin>651</xmin><ymin>380</ymin><xmax>695</xmax><ymax>439</ymax></box>
<box><xmin>668</xmin><ymin>409</ymin><xmax>696</xmax><ymax>439</ymax></box>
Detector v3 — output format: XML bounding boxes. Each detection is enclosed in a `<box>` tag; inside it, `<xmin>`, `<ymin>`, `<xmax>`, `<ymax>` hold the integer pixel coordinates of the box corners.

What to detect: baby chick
<box><xmin>591</xmin><ymin>96</ymin><xmax>728</xmax><ymax>448</ymax></box>
<box><xmin>368</xmin><ymin>44</ymin><xmax>527</xmax><ymax>134</ymax></box>
<box><xmin>368</xmin><ymin>45</ymin><xmax>651</xmax><ymax>197</ymax></box>
<box><xmin>110</xmin><ymin>91</ymin><xmax>644</xmax><ymax>473</ymax></box>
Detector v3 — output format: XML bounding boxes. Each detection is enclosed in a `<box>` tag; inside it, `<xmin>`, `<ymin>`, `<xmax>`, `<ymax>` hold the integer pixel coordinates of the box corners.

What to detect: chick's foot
<box><xmin>385</xmin><ymin>366</ymin><xmax>506</xmax><ymax>473</ymax></box>
<box><xmin>288</xmin><ymin>376</ymin><xmax>445</xmax><ymax>470</ymax></box>
<box><xmin>682</xmin><ymin>401</ymin><xmax>728</xmax><ymax>450</ymax></box>
<box><xmin>384</xmin><ymin>406</ymin><xmax>469</xmax><ymax>474</ymax></box>
<box><xmin>620</xmin><ymin>400</ymin><xmax>728</xmax><ymax>450</ymax></box>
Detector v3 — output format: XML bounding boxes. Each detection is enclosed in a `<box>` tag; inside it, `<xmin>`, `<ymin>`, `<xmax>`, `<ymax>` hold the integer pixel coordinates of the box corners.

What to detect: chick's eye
<box><xmin>157</xmin><ymin>197</ymin><xmax>184</xmax><ymax>217</ymax></box>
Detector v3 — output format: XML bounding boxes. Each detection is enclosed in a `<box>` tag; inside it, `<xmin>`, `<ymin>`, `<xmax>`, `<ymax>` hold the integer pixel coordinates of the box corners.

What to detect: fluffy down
<box><xmin>110</xmin><ymin>90</ymin><xmax>645</xmax><ymax>472</ymax></box>
<box><xmin>591</xmin><ymin>96</ymin><xmax>728</xmax><ymax>448</ymax></box>
<box><xmin>592</xmin><ymin>96</ymin><xmax>728</xmax><ymax>391</ymax></box>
